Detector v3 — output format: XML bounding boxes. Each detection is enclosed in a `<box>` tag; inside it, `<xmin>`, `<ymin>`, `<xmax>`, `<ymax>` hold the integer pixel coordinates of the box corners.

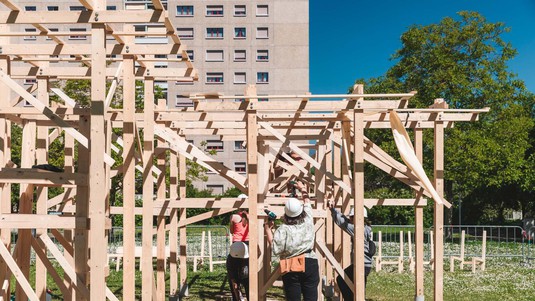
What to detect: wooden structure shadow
<box><xmin>0</xmin><ymin>1</ymin><xmax>489</xmax><ymax>300</ymax></box>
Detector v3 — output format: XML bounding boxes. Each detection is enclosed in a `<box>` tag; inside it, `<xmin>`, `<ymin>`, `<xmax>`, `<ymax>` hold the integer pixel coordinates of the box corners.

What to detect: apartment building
<box><xmin>6</xmin><ymin>0</ymin><xmax>310</xmax><ymax>194</ymax></box>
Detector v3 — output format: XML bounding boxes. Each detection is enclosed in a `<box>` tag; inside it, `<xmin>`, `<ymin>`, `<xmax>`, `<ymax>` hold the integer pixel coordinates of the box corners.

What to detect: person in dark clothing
<box><xmin>227</xmin><ymin>241</ymin><xmax>249</xmax><ymax>301</ymax></box>
<box><xmin>328</xmin><ymin>200</ymin><xmax>373</xmax><ymax>301</ymax></box>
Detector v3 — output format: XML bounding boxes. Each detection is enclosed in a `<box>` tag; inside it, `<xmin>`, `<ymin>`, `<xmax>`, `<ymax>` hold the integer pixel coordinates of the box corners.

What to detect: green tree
<box><xmin>355</xmin><ymin>11</ymin><xmax>535</xmax><ymax>224</ymax></box>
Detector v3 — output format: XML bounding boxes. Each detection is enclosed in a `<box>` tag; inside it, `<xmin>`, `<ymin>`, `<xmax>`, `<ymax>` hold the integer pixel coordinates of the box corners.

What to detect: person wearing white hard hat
<box><xmin>264</xmin><ymin>180</ymin><xmax>319</xmax><ymax>301</ymax></box>
<box><xmin>227</xmin><ymin>241</ymin><xmax>249</xmax><ymax>301</ymax></box>
<box><xmin>328</xmin><ymin>200</ymin><xmax>374</xmax><ymax>300</ymax></box>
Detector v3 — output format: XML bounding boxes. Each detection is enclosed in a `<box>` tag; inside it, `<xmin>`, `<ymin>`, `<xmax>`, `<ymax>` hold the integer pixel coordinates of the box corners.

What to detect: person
<box><xmin>227</xmin><ymin>241</ymin><xmax>250</xmax><ymax>301</ymax></box>
<box><xmin>230</xmin><ymin>197</ymin><xmax>249</xmax><ymax>244</ymax></box>
<box><xmin>328</xmin><ymin>200</ymin><xmax>373</xmax><ymax>301</ymax></box>
<box><xmin>264</xmin><ymin>181</ymin><xmax>319</xmax><ymax>301</ymax></box>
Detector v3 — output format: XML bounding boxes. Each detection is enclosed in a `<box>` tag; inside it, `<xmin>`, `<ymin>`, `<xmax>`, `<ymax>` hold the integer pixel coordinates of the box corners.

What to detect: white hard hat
<box><xmin>284</xmin><ymin>197</ymin><xmax>303</xmax><ymax>217</ymax></box>
<box><xmin>238</xmin><ymin>194</ymin><xmax>248</xmax><ymax>199</ymax></box>
<box><xmin>348</xmin><ymin>206</ymin><xmax>368</xmax><ymax>218</ymax></box>
<box><xmin>229</xmin><ymin>242</ymin><xmax>249</xmax><ymax>259</ymax></box>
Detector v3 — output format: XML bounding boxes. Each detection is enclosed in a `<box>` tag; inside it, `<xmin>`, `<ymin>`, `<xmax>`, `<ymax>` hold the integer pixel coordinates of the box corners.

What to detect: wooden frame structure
<box><xmin>0</xmin><ymin>1</ymin><xmax>490</xmax><ymax>300</ymax></box>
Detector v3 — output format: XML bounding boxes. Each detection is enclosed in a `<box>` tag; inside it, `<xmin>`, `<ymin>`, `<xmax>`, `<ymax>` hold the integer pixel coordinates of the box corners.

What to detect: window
<box><xmin>177</xmin><ymin>28</ymin><xmax>194</xmax><ymax>40</ymax></box>
<box><xmin>24</xmin><ymin>28</ymin><xmax>37</xmax><ymax>41</ymax></box>
<box><xmin>206</xmin><ymin>72</ymin><xmax>224</xmax><ymax>84</ymax></box>
<box><xmin>234</xmin><ymin>96</ymin><xmax>246</xmax><ymax>102</ymax></box>
<box><xmin>70</xmin><ymin>6</ymin><xmax>87</xmax><ymax>11</ymax></box>
<box><xmin>256</xmin><ymin>5</ymin><xmax>269</xmax><ymax>16</ymax></box>
<box><xmin>155</xmin><ymin>54</ymin><xmax>168</xmax><ymax>68</ymax></box>
<box><xmin>206</xmin><ymin>185</ymin><xmax>224</xmax><ymax>195</ymax></box>
<box><xmin>186</xmin><ymin>50</ymin><xmax>194</xmax><ymax>61</ymax></box>
<box><xmin>234</xmin><ymin>27</ymin><xmax>246</xmax><ymax>39</ymax></box>
<box><xmin>257</xmin><ymin>72</ymin><xmax>269</xmax><ymax>83</ymax></box>
<box><xmin>176</xmin><ymin>5</ymin><xmax>194</xmax><ymax>16</ymax></box>
<box><xmin>206</xmin><ymin>28</ymin><xmax>223</xmax><ymax>39</ymax></box>
<box><xmin>47</xmin><ymin>6</ymin><xmax>59</xmax><ymax>11</ymax></box>
<box><xmin>24</xmin><ymin>79</ymin><xmax>37</xmax><ymax>85</ymax></box>
<box><xmin>46</xmin><ymin>28</ymin><xmax>58</xmax><ymax>40</ymax></box>
<box><xmin>106</xmin><ymin>6</ymin><xmax>117</xmax><ymax>10</ymax></box>
<box><xmin>206</xmin><ymin>50</ymin><xmax>224</xmax><ymax>62</ymax></box>
<box><xmin>234</xmin><ymin>141</ymin><xmax>246</xmax><ymax>151</ymax></box>
<box><xmin>256</xmin><ymin>27</ymin><xmax>269</xmax><ymax>39</ymax></box>
<box><xmin>234</xmin><ymin>72</ymin><xmax>246</xmax><ymax>84</ymax></box>
<box><xmin>69</xmin><ymin>28</ymin><xmax>87</xmax><ymax>40</ymax></box>
<box><xmin>206</xmin><ymin>140</ymin><xmax>224</xmax><ymax>151</ymax></box>
<box><xmin>25</xmin><ymin>6</ymin><xmax>36</xmax><ymax>11</ymax></box>
<box><xmin>234</xmin><ymin>5</ymin><xmax>246</xmax><ymax>16</ymax></box>
<box><xmin>234</xmin><ymin>50</ymin><xmax>246</xmax><ymax>62</ymax></box>
<box><xmin>206</xmin><ymin>5</ymin><xmax>223</xmax><ymax>16</ymax></box>
<box><xmin>259</xmin><ymin>97</ymin><xmax>269</xmax><ymax>102</ymax></box>
<box><xmin>176</xmin><ymin>95</ymin><xmax>194</xmax><ymax>108</ymax></box>
<box><xmin>257</xmin><ymin>50</ymin><xmax>269</xmax><ymax>61</ymax></box>
<box><xmin>234</xmin><ymin>162</ymin><xmax>246</xmax><ymax>173</ymax></box>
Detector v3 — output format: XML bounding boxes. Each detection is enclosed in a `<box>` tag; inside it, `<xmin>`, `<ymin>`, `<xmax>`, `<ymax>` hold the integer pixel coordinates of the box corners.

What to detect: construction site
<box><xmin>0</xmin><ymin>1</ymin><xmax>491</xmax><ymax>300</ymax></box>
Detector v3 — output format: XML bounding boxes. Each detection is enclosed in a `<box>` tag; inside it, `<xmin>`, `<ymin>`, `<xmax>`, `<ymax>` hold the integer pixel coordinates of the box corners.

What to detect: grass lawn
<box><xmin>15</xmin><ymin>257</ymin><xmax>535</xmax><ymax>300</ymax></box>
<box><xmin>366</xmin><ymin>258</ymin><xmax>535</xmax><ymax>301</ymax></box>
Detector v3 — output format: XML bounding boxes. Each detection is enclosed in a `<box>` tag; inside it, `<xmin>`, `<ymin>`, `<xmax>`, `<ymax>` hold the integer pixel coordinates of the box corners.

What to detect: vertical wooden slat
<box><xmin>340</xmin><ymin>121</ymin><xmax>352</xmax><ymax>269</ymax></box>
<box><xmin>178</xmin><ymin>154</ymin><xmax>188</xmax><ymax>296</ymax></box>
<box><xmin>142</xmin><ymin>77</ymin><xmax>155</xmax><ymax>300</ymax></box>
<box><xmin>169</xmin><ymin>151</ymin><xmax>178</xmax><ymax>296</ymax></box>
<box><xmin>35</xmin><ymin>76</ymin><xmax>49</xmax><ymax>301</ymax></box>
<box><xmin>246</xmin><ymin>107</ymin><xmax>259</xmax><ymax>301</ymax></box>
<box><xmin>325</xmin><ymin>138</ymin><xmax>334</xmax><ymax>283</ymax></box>
<box><xmin>434</xmin><ymin>119</ymin><xmax>445</xmax><ymax>301</ymax></box>
<box><xmin>75</xmin><ymin>113</ymin><xmax>90</xmax><ymax>301</ymax></box>
<box><xmin>414</xmin><ymin>128</ymin><xmax>425</xmax><ymax>300</ymax></box>
<box><xmin>352</xmin><ymin>84</ymin><xmax>365</xmax><ymax>301</ymax></box>
<box><xmin>122</xmin><ymin>54</ymin><xmax>136</xmax><ymax>301</ymax></box>
<box><xmin>156</xmin><ymin>119</ymin><xmax>166</xmax><ymax>300</ymax></box>
<box><xmin>89</xmin><ymin>19</ymin><xmax>107</xmax><ymax>300</ymax></box>
<box><xmin>63</xmin><ymin>132</ymin><xmax>75</xmax><ymax>301</ymax></box>
<box><xmin>16</xmin><ymin>118</ymin><xmax>35</xmax><ymax>301</ymax></box>
<box><xmin>332</xmin><ymin>135</ymin><xmax>342</xmax><ymax>291</ymax></box>
<box><xmin>315</xmin><ymin>140</ymin><xmax>326</xmax><ymax>298</ymax></box>
<box><xmin>0</xmin><ymin>50</ymin><xmax>11</xmax><ymax>301</ymax></box>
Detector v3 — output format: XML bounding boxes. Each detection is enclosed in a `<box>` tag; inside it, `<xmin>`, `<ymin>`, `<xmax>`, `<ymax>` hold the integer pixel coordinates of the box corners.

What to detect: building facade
<box><xmin>6</xmin><ymin>0</ymin><xmax>309</xmax><ymax>194</ymax></box>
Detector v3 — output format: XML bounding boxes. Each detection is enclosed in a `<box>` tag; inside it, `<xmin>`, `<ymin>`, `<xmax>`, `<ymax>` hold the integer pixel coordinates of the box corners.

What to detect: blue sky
<box><xmin>310</xmin><ymin>0</ymin><xmax>535</xmax><ymax>94</ymax></box>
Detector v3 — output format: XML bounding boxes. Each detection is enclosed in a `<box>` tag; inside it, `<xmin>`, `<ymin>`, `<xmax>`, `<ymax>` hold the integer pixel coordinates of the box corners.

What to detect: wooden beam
<box><xmin>0</xmin><ymin>169</ymin><xmax>87</xmax><ymax>186</ymax></box>
<box><xmin>0</xmin><ymin>70</ymin><xmax>115</xmax><ymax>166</ymax></box>
<box><xmin>122</xmin><ymin>54</ymin><xmax>136</xmax><ymax>301</ymax></box>
<box><xmin>0</xmin><ymin>242</ymin><xmax>38</xmax><ymax>301</ymax></box>
<box><xmin>154</xmin><ymin>125</ymin><xmax>247</xmax><ymax>191</ymax></box>
<box><xmin>39</xmin><ymin>234</ymin><xmax>90</xmax><ymax>300</ymax></box>
<box><xmin>0</xmin><ymin>11</ymin><xmax>168</xmax><ymax>24</ymax></box>
<box><xmin>78</xmin><ymin>0</ymin><xmax>94</xmax><ymax>11</ymax></box>
<box><xmin>246</xmin><ymin>100</ymin><xmax>259</xmax><ymax>301</ymax></box>
<box><xmin>88</xmin><ymin>21</ymin><xmax>107</xmax><ymax>300</ymax></box>
<box><xmin>177</xmin><ymin>209</ymin><xmax>235</xmax><ymax>227</ymax></box>
<box><xmin>0</xmin><ymin>0</ymin><xmax>19</xmax><ymax>11</ymax></box>
<box><xmin>141</xmin><ymin>77</ymin><xmax>155</xmax><ymax>300</ymax></box>
<box><xmin>0</xmin><ymin>214</ymin><xmax>86</xmax><ymax>229</ymax></box>
<box><xmin>433</xmin><ymin>116</ymin><xmax>445</xmax><ymax>301</ymax></box>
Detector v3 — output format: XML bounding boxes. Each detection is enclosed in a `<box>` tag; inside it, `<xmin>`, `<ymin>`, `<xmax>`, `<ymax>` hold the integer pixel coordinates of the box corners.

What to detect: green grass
<box><xmin>11</xmin><ymin>258</ymin><xmax>535</xmax><ymax>300</ymax></box>
<box><xmin>366</xmin><ymin>258</ymin><xmax>535</xmax><ymax>301</ymax></box>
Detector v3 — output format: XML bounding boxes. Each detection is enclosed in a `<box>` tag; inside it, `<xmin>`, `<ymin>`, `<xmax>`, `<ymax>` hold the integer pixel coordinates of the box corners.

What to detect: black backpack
<box><xmin>365</xmin><ymin>240</ymin><xmax>376</xmax><ymax>258</ymax></box>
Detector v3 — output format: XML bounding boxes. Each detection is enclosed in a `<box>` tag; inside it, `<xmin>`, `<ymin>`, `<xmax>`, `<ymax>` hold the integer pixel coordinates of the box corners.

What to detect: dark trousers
<box><xmin>281</xmin><ymin>257</ymin><xmax>320</xmax><ymax>301</ymax></box>
<box><xmin>228</xmin><ymin>278</ymin><xmax>249</xmax><ymax>301</ymax></box>
<box><xmin>336</xmin><ymin>264</ymin><xmax>372</xmax><ymax>301</ymax></box>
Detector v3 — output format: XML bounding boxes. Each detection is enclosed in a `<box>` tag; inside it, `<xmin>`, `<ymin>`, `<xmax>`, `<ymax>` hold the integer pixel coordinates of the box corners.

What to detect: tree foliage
<box><xmin>355</xmin><ymin>11</ymin><xmax>535</xmax><ymax>224</ymax></box>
